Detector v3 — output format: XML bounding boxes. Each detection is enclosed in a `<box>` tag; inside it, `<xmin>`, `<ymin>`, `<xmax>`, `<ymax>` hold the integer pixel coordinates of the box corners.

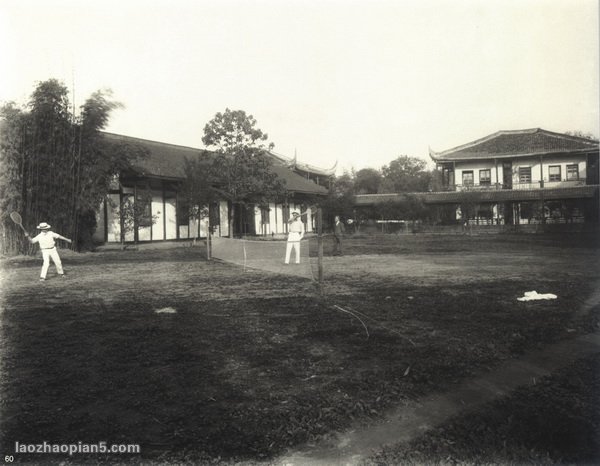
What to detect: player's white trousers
<box><xmin>285</xmin><ymin>234</ymin><xmax>302</xmax><ymax>264</ymax></box>
<box><xmin>40</xmin><ymin>247</ymin><xmax>63</xmax><ymax>278</ymax></box>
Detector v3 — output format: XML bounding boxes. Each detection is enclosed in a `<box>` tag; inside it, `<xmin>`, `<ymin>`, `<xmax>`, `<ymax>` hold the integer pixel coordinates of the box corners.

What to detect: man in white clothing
<box><xmin>25</xmin><ymin>222</ymin><xmax>72</xmax><ymax>281</ymax></box>
<box><xmin>285</xmin><ymin>211</ymin><xmax>304</xmax><ymax>264</ymax></box>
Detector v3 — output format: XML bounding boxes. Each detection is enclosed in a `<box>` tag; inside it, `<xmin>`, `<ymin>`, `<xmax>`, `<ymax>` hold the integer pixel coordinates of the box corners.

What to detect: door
<box><xmin>502</xmin><ymin>162</ymin><xmax>512</xmax><ymax>189</ymax></box>
<box><xmin>587</xmin><ymin>154</ymin><xmax>599</xmax><ymax>185</ymax></box>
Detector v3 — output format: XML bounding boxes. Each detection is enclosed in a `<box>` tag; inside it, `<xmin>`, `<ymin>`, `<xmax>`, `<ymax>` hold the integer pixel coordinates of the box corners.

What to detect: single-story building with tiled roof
<box><xmin>355</xmin><ymin>128</ymin><xmax>599</xmax><ymax>226</ymax></box>
<box><xmin>94</xmin><ymin>133</ymin><xmax>330</xmax><ymax>243</ymax></box>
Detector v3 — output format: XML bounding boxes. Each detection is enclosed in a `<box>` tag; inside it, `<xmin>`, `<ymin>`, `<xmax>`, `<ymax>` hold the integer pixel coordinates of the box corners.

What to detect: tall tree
<box><xmin>180</xmin><ymin>156</ymin><xmax>219</xmax><ymax>232</ymax></box>
<box><xmin>0</xmin><ymin>103</ymin><xmax>28</xmax><ymax>253</ymax></box>
<box><xmin>354</xmin><ymin>168</ymin><xmax>382</xmax><ymax>194</ymax></box>
<box><xmin>380</xmin><ymin>155</ymin><xmax>432</xmax><ymax>193</ymax></box>
<box><xmin>320</xmin><ymin>170</ymin><xmax>356</xmax><ymax>227</ymax></box>
<box><xmin>199</xmin><ymin>108</ymin><xmax>285</xmax><ymax>237</ymax></box>
<box><xmin>0</xmin><ymin>79</ymin><xmax>145</xmax><ymax>253</ymax></box>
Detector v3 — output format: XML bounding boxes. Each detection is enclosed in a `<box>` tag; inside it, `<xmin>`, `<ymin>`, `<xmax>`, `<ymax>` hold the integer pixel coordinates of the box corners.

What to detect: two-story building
<box><xmin>93</xmin><ymin>133</ymin><xmax>331</xmax><ymax>244</ymax></box>
<box><xmin>429</xmin><ymin>128</ymin><xmax>599</xmax><ymax>225</ymax></box>
<box><xmin>353</xmin><ymin>128</ymin><xmax>599</xmax><ymax>227</ymax></box>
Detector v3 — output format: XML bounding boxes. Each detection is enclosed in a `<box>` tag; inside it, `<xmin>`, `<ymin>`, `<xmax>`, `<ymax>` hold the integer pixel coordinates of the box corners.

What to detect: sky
<box><xmin>1</xmin><ymin>0</ymin><xmax>598</xmax><ymax>173</ymax></box>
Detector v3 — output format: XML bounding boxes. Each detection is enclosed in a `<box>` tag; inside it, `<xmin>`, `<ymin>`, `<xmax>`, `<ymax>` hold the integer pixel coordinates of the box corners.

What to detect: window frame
<box><xmin>479</xmin><ymin>169</ymin><xmax>491</xmax><ymax>185</ymax></box>
<box><xmin>462</xmin><ymin>170</ymin><xmax>474</xmax><ymax>186</ymax></box>
<box><xmin>566</xmin><ymin>164</ymin><xmax>579</xmax><ymax>181</ymax></box>
<box><xmin>548</xmin><ymin>165</ymin><xmax>561</xmax><ymax>182</ymax></box>
<box><xmin>260</xmin><ymin>206</ymin><xmax>270</xmax><ymax>225</ymax></box>
<box><xmin>518</xmin><ymin>166</ymin><xmax>532</xmax><ymax>184</ymax></box>
<box><xmin>176</xmin><ymin>194</ymin><xmax>190</xmax><ymax>227</ymax></box>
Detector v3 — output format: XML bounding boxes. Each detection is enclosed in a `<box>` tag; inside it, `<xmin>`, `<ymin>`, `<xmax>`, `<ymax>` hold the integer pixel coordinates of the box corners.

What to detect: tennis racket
<box><xmin>299</xmin><ymin>204</ymin><xmax>318</xmax><ymax>217</ymax></box>
<box><xmin>10</xmin><ymin>212</ymin><xmax>28</xmax><ymax>234</ymax></box>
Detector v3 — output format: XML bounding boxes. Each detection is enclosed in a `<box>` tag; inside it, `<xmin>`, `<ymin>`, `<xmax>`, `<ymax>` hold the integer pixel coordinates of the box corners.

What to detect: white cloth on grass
<box><xmin>517</xmin><ymin>291</ymin><xmax>558</xmax><ymax>301</ymax></box>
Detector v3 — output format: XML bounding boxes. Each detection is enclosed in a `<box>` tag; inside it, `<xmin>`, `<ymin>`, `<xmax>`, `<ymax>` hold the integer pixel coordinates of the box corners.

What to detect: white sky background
<box><xmin>1</xmin><ymin>0</ymin><xmax>598</xmax><ymax>173</ymax></box>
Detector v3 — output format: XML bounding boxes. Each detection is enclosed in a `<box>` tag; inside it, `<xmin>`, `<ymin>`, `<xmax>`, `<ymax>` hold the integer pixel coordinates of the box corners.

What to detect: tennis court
<box><xmin>0</xmin><ymin>233</ymin><xmax>598</xmax><ymax>463</ymax></box>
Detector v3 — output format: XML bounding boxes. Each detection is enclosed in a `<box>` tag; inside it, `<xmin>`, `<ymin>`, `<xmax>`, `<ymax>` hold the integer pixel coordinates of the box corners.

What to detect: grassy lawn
<box><xmin>365</xmin><ymin>353</ymin><xmax>600</xmax><ymax>465</ymax></box>
<box><xmin>0</xmin><ymin>234</ymin><xmax>599</xmax><ymax>464</ymax></box>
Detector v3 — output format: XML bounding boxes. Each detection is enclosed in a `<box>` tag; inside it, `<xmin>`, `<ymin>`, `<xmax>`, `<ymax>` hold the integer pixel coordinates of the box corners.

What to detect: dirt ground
<box><xmin>0</xmin><ymin>233</ymin><xmax>599</xmax><ymax>464</ymax></box>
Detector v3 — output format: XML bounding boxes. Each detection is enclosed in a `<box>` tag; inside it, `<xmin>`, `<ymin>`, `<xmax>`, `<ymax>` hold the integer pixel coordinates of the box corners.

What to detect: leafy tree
<box><xmin>380</xmin><ymin>155</ymin><xmax>432</xmax><ymax>193</ymax></box>
<box><xmin>330</xmin><ymin>171</ymin><xmax>356</xmax><ymax>195</ymax></box>
<box><xmin>378</xmin><ymin>195</ymin><xmax>427</xmax><ymax>221</ymax></box>
<box><xmin>180</xmin><ymin>156</ymin><xmax>219</xmax><ymax>233</ymax></box>
<box><xmin>110</xmin><ymin>188</ymin><xmax>158</xmax><ymax>249</ymax></box>
<box><xmin>320</xmin><ymin>170</ymin><xmax>356</xmax><ymax>228</ymax></box>
<box><xmin>0</xmin><ymin>79</ymin><xmax>145</xmax><ymax>254</ymax></box>
<box><xmin>354</xmin><ymin>168</ymin><xmax>382</xmax><ymax>194</ymax></box>
<box><xmin>565</xmin><ymin>130</ymin><xmax>599</xmax><ymax>142</ymax></box>
<box><xmin>199</xmin><ymin>108</ymin><xmax>285</xmax><ymax>237</ymax></box>
<box><xmin>0</xmin><ymin>103</ymin><xmax>29</xmax><ymax>253</ymax></box>
<box><xmin>202</xmin><ymin>108</ymin><xmax>274</xmax><ymax>152</ymax></box>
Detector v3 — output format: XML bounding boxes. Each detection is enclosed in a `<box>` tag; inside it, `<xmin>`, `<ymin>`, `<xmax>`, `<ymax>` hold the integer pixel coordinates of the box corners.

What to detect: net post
<box><xmin>207</xmin><ymin>226</ymin><xmax>212</xmax><ymax>261</ymax></box>
<box><xmin>317</xmin><ymin>207</ymin><xmax>323</xmax><ymax>290</ymax></box>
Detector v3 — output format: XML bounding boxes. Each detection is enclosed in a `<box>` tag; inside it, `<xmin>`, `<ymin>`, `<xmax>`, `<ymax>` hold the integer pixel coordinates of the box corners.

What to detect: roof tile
<box><xmin>103</xmin><ymin>132</ymin><xmax>327</xmax><ymax>195</ymax></box>
<box><xmin>430</xmin><ymin>128</ymin><xmax>599</xmax><ymax>162</ymax></box>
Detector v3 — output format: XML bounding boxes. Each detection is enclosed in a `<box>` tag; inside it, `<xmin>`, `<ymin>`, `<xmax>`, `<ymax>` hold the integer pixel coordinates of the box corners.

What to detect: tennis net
<box><xmin>210</xmin><ymin>237</ymin><xmax>315</xmax><ymax>280</ymax></box>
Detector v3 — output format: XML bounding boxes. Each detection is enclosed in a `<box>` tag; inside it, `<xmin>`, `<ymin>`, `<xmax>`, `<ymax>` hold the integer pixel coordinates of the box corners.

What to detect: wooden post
<box><xmin>494</xmin><ymin>159</ymin><xmax>499</xmax><ymax>190</ymax></box>
<box><xmin>207</xmin><ymin>226</ymin><xmax>212</xmax><ymax>260</ymax></box>
<box><xmin>317</xmin><ymin>207</ymin><xmax>323</xmax><ymax>289</ymax></box>
<box><xmin>163</xmin><ymin>181</ymin><xmax>167</xmax><ymax>240</ymax></box>
<box><xmin>597</xmin><ymin>153</ymin><xmax>600</xmax><ymax>224</ymax></box>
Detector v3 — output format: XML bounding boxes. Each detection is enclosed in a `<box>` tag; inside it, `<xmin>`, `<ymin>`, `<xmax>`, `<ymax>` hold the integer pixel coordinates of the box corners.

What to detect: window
<box><xmin>209</xmin><ymin>201</ymin><xmax>220</xmax><ymax>230</ymax></box>
<box><xmin>135</xmin><ymin>188</ymin><xmax>153</xmax><ymax>228</ymax></box>
<box><xmin>260</xmin><ymin>206</ymin><xmax>270</xmax><ymax>225</ymax></box>
<box><xmin>548</xmin><ymin>165</ymin><xmax>561</xmax><ymax>182</ymax></box>
<box><xmin>566</xmin><ymin>164</ymin><xmax>579</xmax><ymax>181</ymax></box>
<box><xmin>177</xmin><ymin>195</ymin><xmax>189</xmax><ymax>226</ymax></box>
<box><xmin>462</xmin><ymin>171</ymin><xmax>474</xmax><ymax>186</ymax></box>
<box><xmin>479</xmin><ymin>169</ymin><xmax>491</xmax><ymax>185</ymax></box>
<box><xmin>518</xmin><ymin>167</ymin><xmax>532</xmax><ymax>184</ymax></box>
<box><xmin>442</xmin><ymin>168</ymin><xmax>454</xmax><ymax>187</ymax></box>
<box><xmin>282</xmin><ymin>205</ymin><xmax>290</xmax><ymax>233</ymax></box>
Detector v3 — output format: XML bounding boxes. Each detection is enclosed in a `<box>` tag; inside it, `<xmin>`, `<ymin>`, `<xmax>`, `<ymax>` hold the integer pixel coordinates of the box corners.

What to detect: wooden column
<box><xmin>103</xmin><ymin>197</ymin><xmax>108</xmax><ymax>243</ymax></box>
<box><xmin>162</xmin><ymin>181</ymin><xmax>167</xmax><ymax>240</ymax></box>
<box><xmin>119</xmin><ymin>185</ymin><xmax>124</xmax><ymax>245</ymax></box>
<box><xmin>207</xmin><ymin>222</ymin><xmax>212</xmax><ymax>260</ymax></box>
<box><xmin>452</xmin><ymin>161</ymin><xmax>457</xmax><ymax>189</ymax></box>
<box><xmin>495</xmin><ymin>159</ymin><xmax>499</xmax><ymax>189</ymax></box>
<box><xmin>317</xmin><ymin>207</ymin><xmax>323</xmax><ymax>291</ymax></box>
<box><xmin>133</xmin><ymin>184</ymin><xmax>138</xmax><ymax>243</ymax></box>
<box><xmin>540</xmin><ymin>155</ymin><xmax>545</xmax><ymax>226</ymax></box>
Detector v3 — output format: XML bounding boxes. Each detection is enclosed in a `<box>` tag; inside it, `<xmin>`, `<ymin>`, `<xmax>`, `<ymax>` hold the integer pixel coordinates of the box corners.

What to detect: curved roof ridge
<box><xmin>102</xmin><ymin>131</ymin><xmax>206</xmax><ymax>153</ymax></box>
<box><xmin>267</xmin><ymin>150</ymin><xmax>336</xmax><ymax>176</ymax></box>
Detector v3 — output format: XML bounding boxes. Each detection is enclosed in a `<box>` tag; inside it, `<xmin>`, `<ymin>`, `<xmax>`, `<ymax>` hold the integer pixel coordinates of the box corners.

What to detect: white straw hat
<box><xmin>36</xmin><ymin>222</ymin><xmax>51</xmax><ymax>230</ymax></box>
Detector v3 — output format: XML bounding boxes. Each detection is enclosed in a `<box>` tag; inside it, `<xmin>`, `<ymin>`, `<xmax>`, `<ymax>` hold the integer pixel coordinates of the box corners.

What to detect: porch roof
<box><xmin>421</xmin><ymin>185</ymin><xmax>599</xmax><ymax>204</ymax></box>
<box><xmin>354</xmin><ymin>185</ymin><xmax>599</xmax><ymax>206</ymax></box>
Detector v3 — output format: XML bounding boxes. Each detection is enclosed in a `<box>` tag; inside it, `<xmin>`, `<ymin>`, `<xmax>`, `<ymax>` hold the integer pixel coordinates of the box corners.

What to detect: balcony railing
<box><xmin>440</xmin><ymin>179</ymin><xmax>586</xmax><ymax>192</ymax></box>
